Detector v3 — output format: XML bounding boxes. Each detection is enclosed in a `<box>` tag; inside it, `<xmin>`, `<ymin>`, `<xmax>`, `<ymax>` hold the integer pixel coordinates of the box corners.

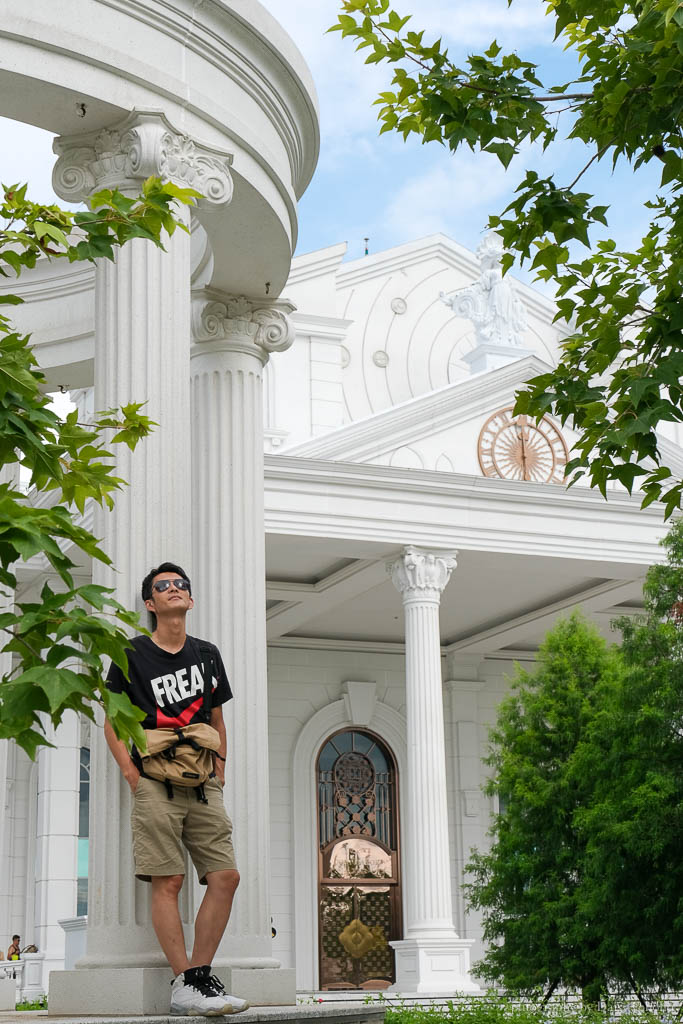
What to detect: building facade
<box><xmin>0</xmin><ymin>0</ymin><xmax>674</xmax><ymax>1013</ymax></box>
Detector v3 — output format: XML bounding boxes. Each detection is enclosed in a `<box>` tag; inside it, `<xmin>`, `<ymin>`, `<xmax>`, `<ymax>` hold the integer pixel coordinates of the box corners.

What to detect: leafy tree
<box><xmin>0</xmin><ymin>179</ymin><xmax>196</xmax><ymax>757</ymax></box>
<box><xmin>464</xmin><ymin>613</ymin><xmax>625</xmax><ymax>1003</ymax></box>
<box><xmin>572</xmin><ymin>522</ymin><xmax>683</xmax><ymax>1002</ymax></box>
<box><xmin>332</xmin><ymin>0</ymin><xmax>683</xmax><ymax>516</ymax></box>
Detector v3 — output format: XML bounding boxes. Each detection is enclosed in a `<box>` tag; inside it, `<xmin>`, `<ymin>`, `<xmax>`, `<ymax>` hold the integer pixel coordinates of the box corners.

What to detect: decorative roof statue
<box><xmin>440</xmin><ymin>232</ymin><xmax>527</xmax><ymax>349</ymax></box>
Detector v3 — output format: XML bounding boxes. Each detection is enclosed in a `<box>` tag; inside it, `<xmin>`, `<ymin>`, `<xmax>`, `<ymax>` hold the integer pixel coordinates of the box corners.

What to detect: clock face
<box><xmin>477</xmin><ymin>407</ymin><xmax>568</xmax><ymax>484</ymax></box>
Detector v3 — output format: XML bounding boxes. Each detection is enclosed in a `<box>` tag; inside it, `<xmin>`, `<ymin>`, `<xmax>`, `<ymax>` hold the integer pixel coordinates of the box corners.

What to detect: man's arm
<box><xmin>210</xmin><ymin>705</ymin><xmax>227</xmax><ymax>786</ymax></box>
<box><xmin>103</xmin><ymin>719</ymin><xmax>140</xmax><ymax>792</ymax></box>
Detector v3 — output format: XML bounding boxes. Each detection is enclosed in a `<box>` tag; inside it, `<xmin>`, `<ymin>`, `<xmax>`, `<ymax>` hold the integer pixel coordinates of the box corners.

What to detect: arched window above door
<box><xmin>317</xmin><ymin>729</ymin><xmax>396</xmax><ymax>850</ymax></box>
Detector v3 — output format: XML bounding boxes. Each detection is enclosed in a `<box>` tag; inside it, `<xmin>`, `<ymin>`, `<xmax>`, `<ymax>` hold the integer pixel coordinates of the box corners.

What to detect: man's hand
<box><xmin>104</xmin><ymin>718</ymin><xmax>141</xmax><ymax>794</ymax></box>
<box><xmin>125</xmin><ymin>765</ymin><xmax>141</xmax><ymax>793</ymax></box>
<box><xmin>210</xmin><ymin>705</ymin><xmax>227</xmax><ymax>788</ymax></box>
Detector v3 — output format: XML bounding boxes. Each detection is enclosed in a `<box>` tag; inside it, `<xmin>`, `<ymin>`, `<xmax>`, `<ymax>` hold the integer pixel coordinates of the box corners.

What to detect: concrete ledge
<box><xmin>0</xmin><ymin>977</ymin><xmax>15</xmax><ymax>1012</ymax></box>
<box><xmin>48</xmin><ymin>966</ymin><xmax>299</xmax><ymax>1016</ymax></box>
<box><xmin>6</xmin><ymin>1001</ymin><xmax>386</xmax><ymax>1023</ymax></box>
<box><xmin>215</xmin><ymin>968</ymin><xmax>297</xmax><ymax>1006</ymax></box>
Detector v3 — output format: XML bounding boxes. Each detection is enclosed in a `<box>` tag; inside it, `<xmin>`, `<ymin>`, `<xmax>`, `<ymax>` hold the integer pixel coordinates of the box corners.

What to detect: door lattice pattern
<box><xmin>319</xmin><ymin>886</ymin><xmax>393</xmax><ymax>989</ymax></box>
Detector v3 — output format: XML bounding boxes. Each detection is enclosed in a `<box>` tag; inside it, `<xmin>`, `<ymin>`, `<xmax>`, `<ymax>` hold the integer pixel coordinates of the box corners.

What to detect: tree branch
<box><xmin>565</xmin><ymin>144</ymin><xmax>610</xmax><ymax>191</ymax></box>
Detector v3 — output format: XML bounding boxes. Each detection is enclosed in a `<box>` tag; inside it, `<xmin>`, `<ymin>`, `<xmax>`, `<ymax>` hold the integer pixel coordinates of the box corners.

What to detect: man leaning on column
<box><xmin>104</xmin><ymin>561</ymin><xmax>248</xmax><ymax>1017</ymax></box>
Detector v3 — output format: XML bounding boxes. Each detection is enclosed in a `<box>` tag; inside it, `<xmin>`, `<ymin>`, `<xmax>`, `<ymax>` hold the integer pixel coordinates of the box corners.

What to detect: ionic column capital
<box><xmin>53</xmin><ymin>110</ymin><xmax>233</xmax><ymax>207</ymax></box>
<box><xmin>388</xmin><ymin>546</ymin><xmax>458</xmax><ymax>602</ymax></box>
<box><xmin>191</xmin><ymin>293</ymin><xmax>296</xmax><ymax>363</ymax></box>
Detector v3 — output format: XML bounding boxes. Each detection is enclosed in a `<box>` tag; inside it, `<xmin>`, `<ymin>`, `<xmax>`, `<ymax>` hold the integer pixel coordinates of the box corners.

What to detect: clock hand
<box><xmin>517</xmin><ymin>417</ymin><xmax>529</xmax><ymax>480</ymax></box>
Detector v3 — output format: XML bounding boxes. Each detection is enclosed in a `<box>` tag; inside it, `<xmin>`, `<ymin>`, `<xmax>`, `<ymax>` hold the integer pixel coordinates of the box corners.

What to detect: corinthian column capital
<box><xmin>192</xmin><ymin>293</ymin><xmax>296</xmax><ymax>362</ymax></box>
<box><xmin>388</xmin><ymin>546</ymin><xmax>458</xmax><ymax>601</ymax></box>
<box><xmin>52</xmin><ymin>110</ymin><xmax>233</xmax><ymax>207</ymax></box>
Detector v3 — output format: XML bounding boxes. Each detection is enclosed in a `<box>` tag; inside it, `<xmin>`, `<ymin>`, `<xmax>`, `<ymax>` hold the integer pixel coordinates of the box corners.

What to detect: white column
<box><xmin>33</xmin><ymin>712</ymin><xmax>80</xmax><ymax>991</ymax></box>
<box><xmin>388</xmin><ymin>546</ymin><xmax>477</xmax><ymax>993</ymax></box>
<box><xmin>190</xmin><ymin>296</ymin><xmax>295</xmax><ymax>992</ymax></box>
<box><xmin>48</xmin><ymin>113</ymin><xmax>233</xmax><ymax>1015</ymax></box>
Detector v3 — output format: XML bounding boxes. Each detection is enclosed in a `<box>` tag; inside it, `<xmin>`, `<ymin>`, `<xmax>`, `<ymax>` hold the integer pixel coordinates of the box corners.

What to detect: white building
<box><xmin>0</xmin><ymin>0</ymin><xmax>673</xmax><ymax>1015</ymax></box>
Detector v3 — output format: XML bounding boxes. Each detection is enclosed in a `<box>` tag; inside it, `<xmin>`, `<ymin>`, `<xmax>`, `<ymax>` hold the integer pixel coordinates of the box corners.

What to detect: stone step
<box><xmin>0</xmin><ymin>1002</ymin><xmax>387</xmax><ymax>1023</ymax></box>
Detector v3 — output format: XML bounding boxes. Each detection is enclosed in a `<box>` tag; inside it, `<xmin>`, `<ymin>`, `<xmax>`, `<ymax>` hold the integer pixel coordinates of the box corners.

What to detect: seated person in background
<box><xmin>7</xmin><ymin>936</ymin><xmax>20</xmax><ymax>960</ymax></box>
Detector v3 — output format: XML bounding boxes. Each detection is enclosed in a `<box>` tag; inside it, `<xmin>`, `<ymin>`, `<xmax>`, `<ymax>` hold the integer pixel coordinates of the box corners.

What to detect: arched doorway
<box><xmin>317</xmin><ymin>729</ymin><xmax>401</xmax><ymax>990</ymax></box>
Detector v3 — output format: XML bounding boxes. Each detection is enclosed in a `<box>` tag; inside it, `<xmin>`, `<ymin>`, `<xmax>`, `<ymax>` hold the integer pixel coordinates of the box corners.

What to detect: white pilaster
<box><xmin>33</xmin><ymin>712</ymin><xmax>80</xmax><ymax>993</ymax></box>
<box><xmin>0</xmin><ymin>469</ymin><xmax>20</xmax><ymax>946</ymax></box>
<box><xmin>388</xmin><ymin>547</ymin><xmax>477</xmax><ymax>993</ymax></box>
<box><xmin>0</xmin><ymin>581</ymin><xmax>12</xmax><ymax>940</ymax></box>
<box><xmin>445</xmin><ymin>675</ymin><xmax>487</xmax><ymax>948</ymax></box>
<box><xmin>48</xmin><ymin>112</ymin><xmax>233</xmax><ymax>1013</ymax></box>
<box><xmin>190</xmin><ymin>294</ymin><xmax>295</xmax><ymax>997</ymax></box>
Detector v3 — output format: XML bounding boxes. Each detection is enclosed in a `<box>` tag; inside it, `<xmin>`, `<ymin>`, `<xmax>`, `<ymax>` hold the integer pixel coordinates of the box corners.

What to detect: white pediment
<box><xmin>282</xmin><ymin>354</ymin><xmax>574</xmax><ymax>476</ymax></box>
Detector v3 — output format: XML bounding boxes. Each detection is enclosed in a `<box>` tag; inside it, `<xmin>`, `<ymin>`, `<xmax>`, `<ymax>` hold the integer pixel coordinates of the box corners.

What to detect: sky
<box><xmin>0</xmin><ymin>0</ymin><xmax>658</xmax><ymax>277</ymax></box>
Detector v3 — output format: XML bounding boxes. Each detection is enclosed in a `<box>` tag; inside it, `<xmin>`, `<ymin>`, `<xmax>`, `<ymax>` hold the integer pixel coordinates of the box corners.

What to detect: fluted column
<box><xmin>388</xmin><ymin>546</ymin><xmax>477</xmax><ymax>993</ymax></box>
<box><xmin>49</xmin><ymin>114</ymin><xmax>233</xmax><ymax>1004</ymax></box>
<box><xmin>190</xmin><ymin>295</ymin><xmax>294</xmax><ymax>969</ymax></box>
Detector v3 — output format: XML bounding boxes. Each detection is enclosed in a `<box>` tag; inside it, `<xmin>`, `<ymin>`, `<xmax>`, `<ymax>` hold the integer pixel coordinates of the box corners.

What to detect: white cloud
<box><xmin>388</xmin><ymin>0</ymin><xmax>553</xmax><ymax>48</ymax></box>
<box><xmin>378</xmin><ymin>149</ymin><xmax>511</xmax><ymax>247</ymax></box>
<box><xmin>260</xmin><ymin>0</ymin><xmax>556</xmax><ymax>173</ymax></box>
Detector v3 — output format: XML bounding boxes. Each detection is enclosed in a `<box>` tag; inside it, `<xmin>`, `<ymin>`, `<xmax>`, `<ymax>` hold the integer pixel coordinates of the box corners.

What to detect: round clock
<box><xmin>477</xmin><ymin>407</ymin><xmax>569</xmax><ymax>484</ymax></box>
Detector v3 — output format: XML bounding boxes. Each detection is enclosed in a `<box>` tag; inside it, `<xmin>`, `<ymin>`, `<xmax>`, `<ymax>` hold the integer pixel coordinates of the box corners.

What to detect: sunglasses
<box><xmin>152</xmin><ymin>578</ymin><xmax>191</xmax><ymax>594</ymax></box>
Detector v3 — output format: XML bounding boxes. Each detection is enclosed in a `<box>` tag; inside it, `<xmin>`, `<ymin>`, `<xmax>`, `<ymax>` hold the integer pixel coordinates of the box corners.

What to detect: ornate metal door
<box><xmin>317</xmin><ymin>729</ymin><xmax>401</xmax><ymax>990</ymax></box>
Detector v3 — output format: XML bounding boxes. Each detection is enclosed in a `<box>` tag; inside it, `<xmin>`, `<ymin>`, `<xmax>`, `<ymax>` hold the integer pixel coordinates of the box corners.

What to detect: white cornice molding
<box><xmin>0</xmin><ymin>261</ymin><xmax>95</xmax><ymax>305</ymax></box>
<box><xmin>281</xmin><ymin>355</ymin><xmax>553</xmax><ymax>462</ymax></box>
<box><xmin>269</xmin><ymin>636</ymin><xmax>407</xmax><ymax>655</ymax></box>
<box><xmin>89</xmin><ymin>0</ymin><xmax>319</xmax><ymax>196</ymax></box>
<box><xmin>286</xmin><ymin>242</ymin><xmax>348</xmax><ymax>286</ymax></box>
<box><xmin>336</xmin><ymin>234</ymin><xmax>477</xmax><ymax>289</ymax></box>
<box><xmin>335</xmin><ymin>234</ymin><xmax>563</xmax><ymax>327</ymax></box>
<box><xmin>656</xmin><ymin>435</ymin><xmax>683</xmax><ymax>477</ymax></box>
<box><xmin>290</xmin><ymin>312</ymin><xmax>353</xmax><ymax>341</ymax></box>
<box><xmin>264</xmin><ymin>456</ymin><xmax>667</xmax><ymax>564</ymax></box>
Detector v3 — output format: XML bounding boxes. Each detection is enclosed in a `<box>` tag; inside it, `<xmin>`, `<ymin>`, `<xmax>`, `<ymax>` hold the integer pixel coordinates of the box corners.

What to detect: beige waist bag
<box><xmin>140</xmin><ymin>723</ymin><xmax>220</xmax><ymax>787</ymax></box>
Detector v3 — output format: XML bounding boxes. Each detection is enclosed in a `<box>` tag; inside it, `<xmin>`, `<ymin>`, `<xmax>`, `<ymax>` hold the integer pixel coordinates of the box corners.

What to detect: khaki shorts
<box><xmin>131</xmin><ymin>776</ymin><xmax>237</xmax><ymax>884</ymax></box>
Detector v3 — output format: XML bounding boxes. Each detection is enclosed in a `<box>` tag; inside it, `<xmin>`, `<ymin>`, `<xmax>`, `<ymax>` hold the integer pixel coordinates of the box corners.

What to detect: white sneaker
<box><xmin>171</xmin><ymin>965</ymin><xmax>250</xmax><ymax>1016</ymax></box>
<box><xmin>206</xmin><ymin>971</ymin><xmax>250</xmax><ymax>1014</ymax></box>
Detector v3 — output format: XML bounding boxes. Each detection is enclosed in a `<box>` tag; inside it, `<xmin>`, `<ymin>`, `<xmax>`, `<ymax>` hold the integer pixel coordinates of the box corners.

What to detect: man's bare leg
<box><xmin>150</xmin><ymin>874</ymin><xmax>191</xmax><ymax>976</ymax></box>
<box><xmin>191</xmin><ymin>869</ymin><xmax>240</xmax><ymax>967</ymax></box>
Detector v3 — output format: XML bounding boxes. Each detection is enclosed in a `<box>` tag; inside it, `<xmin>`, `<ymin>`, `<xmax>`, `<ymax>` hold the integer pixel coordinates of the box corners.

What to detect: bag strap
<box><xmin>190</xmin><ymin>637</ymin><xmax>216</xmax><ymax>722</ymax></box>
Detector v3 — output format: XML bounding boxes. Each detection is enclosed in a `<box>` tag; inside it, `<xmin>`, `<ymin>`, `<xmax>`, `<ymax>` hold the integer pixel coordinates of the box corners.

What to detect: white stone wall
<box><xmin>266</xmin><ymin>643</ymin><xmax>512</xmax><ymax>982</ymax></box>
<box><xmin>445</xmin><ymin>663</ymin><xmax>511</xmax><ymax>968</ymax></box>
<box><xmin>267</xmin><ymin>645</ymin><xmax>406</xmax><ymax>972</ymax></box>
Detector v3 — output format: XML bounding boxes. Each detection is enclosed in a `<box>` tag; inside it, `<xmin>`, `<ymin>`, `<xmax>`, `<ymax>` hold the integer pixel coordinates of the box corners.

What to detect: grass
<box><xmin>381</xmin><ymin>994</ymin><xmax>682</xmax><ymax>1024</ymax></box>
<box><xmin>15</xmin><ymin>995</ymin><xmax>47</xmax><ymax>1011</ymax></box>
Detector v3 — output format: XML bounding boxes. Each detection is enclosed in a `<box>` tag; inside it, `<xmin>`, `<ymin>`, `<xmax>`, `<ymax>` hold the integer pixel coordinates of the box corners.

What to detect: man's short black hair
<box><xmin>141</xmin><ymin>562</ymin><xmax>191</xmax><ymax>602</ymax></box>
<box><xmin>12</xmin><ymin>935</ymin><xmax>19</xmax><ymax>941</ymax></box>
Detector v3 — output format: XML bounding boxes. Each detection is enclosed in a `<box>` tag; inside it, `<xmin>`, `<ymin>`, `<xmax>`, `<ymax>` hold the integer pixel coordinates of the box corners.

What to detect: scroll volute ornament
<box><xmin>477</xmin><ymin>406</ymin><xmax>569</xmax><ymax>484</ymax></box>
<box><xmin>53</xmin><ymin>111</ymin><xmax>233</xmax><ymax>207</ymax></box>
<box><xmin>389</xmin><ymin>546</ymin><xmax>457</xmax><ymax>600</ymax></box>
<box><xmin>193</xmin><ymin>295</ymin><xmax>296</xmax><ymax>359</ymax></box>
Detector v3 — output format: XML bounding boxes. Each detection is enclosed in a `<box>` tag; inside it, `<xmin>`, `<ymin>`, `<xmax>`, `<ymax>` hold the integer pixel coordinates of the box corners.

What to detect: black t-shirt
<box><xmin>106</xmin><ymin>634</ymin><xmax>232</xmax><ymax>730</ymax></box>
